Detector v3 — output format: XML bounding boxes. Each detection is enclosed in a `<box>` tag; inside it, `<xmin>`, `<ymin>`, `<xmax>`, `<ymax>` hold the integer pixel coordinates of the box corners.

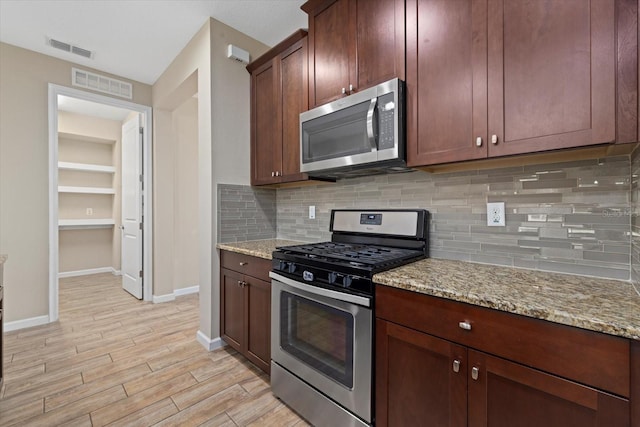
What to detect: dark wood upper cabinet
<box><xmin>487</xmin><ymin>0</ymin><xmax>615</xmax><ymax>157</ymax></box>
<box><xmin>303</xmin><ymin>0</ymin><xmax>405</xmax><ymax>108</ymax></box>
<box><xmin>247</xmin><ymin>30</ymin><xmax>309</xmax><ymax>186</ymax></box>
<box><xmin>407</xmin><ymin>0</ymin><xmax>636</xmax><ymax>168</ymax></box>
<box><xmin>406</xmin><ymin>0</ymin><xmax>488</xmax><ymax>166</ymax></box>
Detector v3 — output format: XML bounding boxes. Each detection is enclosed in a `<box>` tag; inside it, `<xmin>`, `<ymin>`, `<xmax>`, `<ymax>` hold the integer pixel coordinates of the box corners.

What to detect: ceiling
<box><xmin>0</xmin><ymin>0</ymin><xmax>307</xmax><ymax>85</ymax></box>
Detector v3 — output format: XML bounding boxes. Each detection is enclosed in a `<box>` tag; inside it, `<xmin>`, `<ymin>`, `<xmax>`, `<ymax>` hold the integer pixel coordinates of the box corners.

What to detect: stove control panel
<box><xmin>360</xmin><ymin>213</ymin><xmax>383</xmax><ymax>225</ymax></box>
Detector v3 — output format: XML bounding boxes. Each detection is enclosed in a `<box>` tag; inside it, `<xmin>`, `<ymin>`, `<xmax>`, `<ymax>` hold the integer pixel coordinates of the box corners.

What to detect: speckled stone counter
<box><xmin>217</xmin><ymin>239</ymin><xmax>305</xmax><ymax>260</ymax></box>
<box><xmin>374</xmin><ymin>258</ymin><xmax>640</xmax><ymax>340</ymax></box>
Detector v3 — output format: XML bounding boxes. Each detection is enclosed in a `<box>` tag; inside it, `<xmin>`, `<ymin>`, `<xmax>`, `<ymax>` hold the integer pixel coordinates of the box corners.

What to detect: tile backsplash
<box><xmin>217</xmin><ymin>184</ymin><xmax>276</xmax><ymax>243</ymax></box>
<box><xmin>217</xmin><ymin>156</ymin><xmax>636</xmax><ymax>282</ymax></box>
<box><xmin>277</xmin><ymin>156</ymin><xmax>632</xmax><ymax>280</ymax></box>
<box><xmin>631</xmin><ymin>149</ymin><xmax>640</xmax><ymax>293</ymax></box>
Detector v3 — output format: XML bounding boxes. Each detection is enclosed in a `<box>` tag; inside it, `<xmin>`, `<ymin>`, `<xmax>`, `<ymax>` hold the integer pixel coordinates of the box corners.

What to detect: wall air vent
<box><xmin>47</xmin><ymin>37</ymin><xmax>94</xmax><ymax>59</ymax></box>
<box><xmin>72</xmin><ymin>68</ymin><xmax>133</xmax><ymax>99</ymax></box>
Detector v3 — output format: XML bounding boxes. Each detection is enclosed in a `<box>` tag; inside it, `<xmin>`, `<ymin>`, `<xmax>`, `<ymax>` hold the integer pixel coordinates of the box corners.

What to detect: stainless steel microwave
<box><xmin>300</xmin><ymin>78</ymin><xmax>407</xmax><ymax>179</ymax></box>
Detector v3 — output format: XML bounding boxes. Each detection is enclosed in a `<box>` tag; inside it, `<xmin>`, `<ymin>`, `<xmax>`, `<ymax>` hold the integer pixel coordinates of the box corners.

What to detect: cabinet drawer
<box><xmin>376</xmin><ymin>285</ymin><xmax>630</xmax><ymax>397</ymax></box>
<box><xmin>220</xmin><ymin>250</ymin><xmax>271</xmax><ymax>282</ymax></box>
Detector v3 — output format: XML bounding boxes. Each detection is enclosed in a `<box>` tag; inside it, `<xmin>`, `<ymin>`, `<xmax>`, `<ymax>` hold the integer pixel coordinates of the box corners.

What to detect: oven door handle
<box><xmin>269</xmin><ymin>272</ymin><xmax>371</xmax><ymax>308</ymax></box>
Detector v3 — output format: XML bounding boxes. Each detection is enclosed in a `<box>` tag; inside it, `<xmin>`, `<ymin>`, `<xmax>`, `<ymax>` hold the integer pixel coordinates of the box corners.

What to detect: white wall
<box><xmin>0</xmin><ymin>42</ymin><xmax>151</xmax><ymax>323</ymax></box>
<box><xmin>152</xmin><ymin>18</ymin><xmax>268</xmax><ymax>346</ymax></box>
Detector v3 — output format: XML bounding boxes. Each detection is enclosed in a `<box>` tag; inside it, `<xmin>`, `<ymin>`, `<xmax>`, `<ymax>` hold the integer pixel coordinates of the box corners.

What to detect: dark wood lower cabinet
<box><xmin>468</xmin><ymin>350</ymin><xmax>629</xmax><ymax>427</ymax></box>
<box><xmin>376</xmin><ymin>319</ymin><xmax>467</xmax><ymax>427</ymax></box>
<box><xmin>375</xmin><ymin>286</ymin><xmax>632</xmax><ymax>427</ymax></box>
<box><xmin>220</xmin><ymin>251</ymin><xmax>272</xmax><ymax>374</ymax></box>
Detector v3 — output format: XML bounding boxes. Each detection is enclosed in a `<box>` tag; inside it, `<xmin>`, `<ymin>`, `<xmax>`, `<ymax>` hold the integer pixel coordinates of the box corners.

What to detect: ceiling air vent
<box><xmin>47</xmin><ymin>37</ymin><xmax>94</xmax><ymax>59</ymax></box>
<box><xmin>72</xmin><ymin>68</ymin><xmax>133</xmax><ymax>99</ymax></box>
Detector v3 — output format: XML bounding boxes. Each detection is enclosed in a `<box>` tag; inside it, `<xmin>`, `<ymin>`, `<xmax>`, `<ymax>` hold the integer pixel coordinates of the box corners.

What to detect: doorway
<box><xmin>48</xmin><ymin>84</ymin><xmax>153</xmax><ymax>321</ymax></box>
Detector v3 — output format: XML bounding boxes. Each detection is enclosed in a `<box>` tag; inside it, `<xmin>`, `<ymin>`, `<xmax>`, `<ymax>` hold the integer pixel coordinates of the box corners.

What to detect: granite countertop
<box><xmin>216</xmin><ymin>241</ymin><xmax>640</xmax><ymax>340</ymax></box>
<box><xmin>0</xmin><ymin>254</ymin><xmax>6</xmax><ymax>265</ymax></box>
<box><xmin>373</xmin><ymin>258</ymin><xmax>640</xmax><ymax>340</ymax></box>
<box><xmin>217</xmin><ymin>239</ymin><xmax>305</xmax><ymax>260</ymax></box>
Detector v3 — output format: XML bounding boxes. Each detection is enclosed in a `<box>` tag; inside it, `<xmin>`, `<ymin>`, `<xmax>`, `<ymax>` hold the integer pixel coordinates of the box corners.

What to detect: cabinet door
<box><xmin>220</xmin><ymin>268</ymin><xmax>245</xmax><ymax>352</ymax></box>
<box><xmin>245</xmin><ymin>276</ymin><xmax>271</xmax><ymax>374</ymax></box>
<box><xmin>251</xmin><ymin>59</ymin><xmax>281</xmax><ymax>185</ymax></box>
<box><xmin>376</xmin><ymin>319</ymin><xmax>467</xmax><ymax>427</ymax></box>
<box><xmin>487</xmin><ymin>0</ymin><xmax>615</xmax><ymax>157</ymax></box>
<box><xmin>468</xmin><ymin>350</ymin><xmax>630</xmax><ymax>427</ymax></box>
<box><xmin>355</xmin><ymin>0</ymin><xmax>405</xmax><ymax>90</ymax></box>
<box><xmin>279</xmin><ymin>38</ymin><xmax>308</xmax><ymax>182</ymax></box>
<box><xmin>406</xmin><ymin>0</ymin><xmax>488</xmax><ymax>166</ymax></box>
<box><xmin>307</xmin><ymin>0</ymin><xmax>355</xmax><ymax>107</ymax></box>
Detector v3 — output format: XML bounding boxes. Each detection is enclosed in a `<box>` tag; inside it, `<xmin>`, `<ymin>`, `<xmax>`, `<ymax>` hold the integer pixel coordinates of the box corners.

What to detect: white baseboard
<box><xmin>4</xmin><ymin>315</ymin><xmax>51</xmax><ymax>332</ymax></box>
<box><xmin>175</xmin><ymin>285</ymin><xmax>199</xmax><ymax>296</ymax></box>
<box><xmin>153</xmin><ymin>285</ymin><xmax>200</xmax><ymax>303</ymax></box>
<box><xmin>58</xmin><ymin>267</ymin><xmax>113</xmax><ymax>278</ymax></box>
<box><xmin>196</xmin><ymin>330</ymin><xmax>226</xmax><ymax>351</ymax></box>
<box><xmin>152</xmin><ymin>293</ymin><xmax>175</xmax><ymax>304</ymax></box>
<box><xmin>111</xmin><ymin>268</ymin><xmax>122</xmax><ymax>276</ymax></box>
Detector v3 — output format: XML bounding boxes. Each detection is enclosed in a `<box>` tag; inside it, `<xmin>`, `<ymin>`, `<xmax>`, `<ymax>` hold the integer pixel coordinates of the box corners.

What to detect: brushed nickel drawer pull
<box><xmin>458</xmin><ymin>321</ymin><xmax>472</xmax><ymax>331</ymax></box>
<box><xmin>452</xmin><ymin>359</ymin><xmax>461</xmax><ymax>373</ymax></box>
<box><xmin>472</xmin><ymin>366</ymin><xmax>479</xmax><ymax>380</ymax></box>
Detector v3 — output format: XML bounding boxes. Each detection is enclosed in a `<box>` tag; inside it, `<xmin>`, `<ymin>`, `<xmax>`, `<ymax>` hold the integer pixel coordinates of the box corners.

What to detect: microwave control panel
<box><xmin>378</xmin><ymin>92</ymin><xmax>395</xmax><ymax>150</ymax></box>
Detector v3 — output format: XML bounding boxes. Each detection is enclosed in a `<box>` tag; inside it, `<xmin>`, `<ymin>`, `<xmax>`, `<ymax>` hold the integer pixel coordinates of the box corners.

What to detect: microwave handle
<box><xmin>366</xmin><ymin>98</ymin><xmax>378</xmax><ymax>152</ymax></box>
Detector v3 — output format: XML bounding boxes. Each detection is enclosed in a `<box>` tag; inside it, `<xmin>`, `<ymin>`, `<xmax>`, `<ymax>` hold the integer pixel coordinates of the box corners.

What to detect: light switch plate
<box><xmin>309</xmin><ymin>205</ymin><xmax>316</xmax><ymax>219</ymax></box>
<box><xmin>487</xmin><ymin>202</ymin><xmax>505</xmax><ymax>227</ymax></box>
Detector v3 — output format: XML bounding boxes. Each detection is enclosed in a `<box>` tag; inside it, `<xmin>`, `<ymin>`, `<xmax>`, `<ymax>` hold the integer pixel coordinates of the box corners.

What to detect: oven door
<box><xmin>270</xmin><ymin>272</ymin><xmax>372</xmax><ymax>423</ymax></box>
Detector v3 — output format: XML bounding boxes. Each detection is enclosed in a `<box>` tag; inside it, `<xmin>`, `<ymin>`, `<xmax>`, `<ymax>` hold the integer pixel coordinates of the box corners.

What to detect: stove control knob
<box><xmin>343</xmin><ymin>275</ymin><xmax>353</xmax><ymax>287</ymax></box>
<box><xmin>287</xmin><ymin>263</ymin><xmax>297</xmax><ymax>274</ymax></box>
<box><xmin>277</xmin><ymin>261</ymin><xmax>288</xmax><ymax>271</ymax></box>
<box><xmin>328</xmin><ymin>272</ymin><xmax>338</xmax><ymax>284</ymax></box>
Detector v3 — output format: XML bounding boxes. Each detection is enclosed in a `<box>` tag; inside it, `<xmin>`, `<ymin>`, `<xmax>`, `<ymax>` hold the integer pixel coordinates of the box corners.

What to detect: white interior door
<box><xmin>121</xmin><ymin>114</ymin><xmax>143</xmax><ymax>299</ymax></box>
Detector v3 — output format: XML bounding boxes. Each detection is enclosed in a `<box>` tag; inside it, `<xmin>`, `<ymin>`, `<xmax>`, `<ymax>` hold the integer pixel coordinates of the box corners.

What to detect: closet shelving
<box><xmin>57</xmin><ymin>131</ymin><xmax>116</xmax><ymax>230</ymax></box>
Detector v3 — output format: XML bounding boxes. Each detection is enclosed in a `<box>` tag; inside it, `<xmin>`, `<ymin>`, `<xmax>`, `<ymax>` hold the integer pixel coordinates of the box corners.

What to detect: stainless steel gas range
<box><xmin>270</xmin><ymin>209</ymin><xmax>430</xmax><ymax>427</ymax></box>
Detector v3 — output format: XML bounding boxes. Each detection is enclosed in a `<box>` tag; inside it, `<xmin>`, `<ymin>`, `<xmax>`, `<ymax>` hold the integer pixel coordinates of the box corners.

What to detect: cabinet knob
<box><xmin>275</xmin><ymin>171</ymin><xmax>280</xmax><ymax>177</ymax></box>
<box><xmin>342</xmin><ymin>87</ymin><xmax>346</xmax><ymax>94</ymax></box>
<box><xmin>458</xmin><ymin>321</ymin><xmax>472</xmax><ymax>331</ymax></box>
<box><xmin>475</xmin><ymin>137</ymin><xmax>482</xmax><ymax>147</ymax></box>
<box><xmin>491</xmin><ymin>134</ymin><xmax>498</xmax><ymax>144</ymax></box>
<box><xmin>237</xmin><ymin>280</ymin><xmax>243</xmax><ymax>287</ymax></box>
<box><xmin>452</xmin><ymin>359</ymin><xmax>461</xmax><ymax>373</ymax></box>
<box><xmin>349</xmin><ymin>84</ymin><xmax>353</xmax><ymax>93</ymax></box>
<box><xmin>271</xmin><ymin>171</ymin><xmax>275</xmax><ymax>177</ymax></box>
<box><xmin>239</xmin><ymin>262</ymin><xmax>248</xmax><ymax>266</ymax></box>
<box><xmin>471</xmin><ymin>366</ymin><xmax>480</xmax><ymax>381</ymax></box>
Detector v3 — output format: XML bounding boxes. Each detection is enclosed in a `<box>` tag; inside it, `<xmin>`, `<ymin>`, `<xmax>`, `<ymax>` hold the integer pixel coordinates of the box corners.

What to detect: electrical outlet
<box><xmin>86</xmin><ymin>208</ymin><xmax>93</xmax><ymax>216</ymax></box>
<box><xmin>309</xmin><ymin>205</ymin><xmax>316</xmax><ymax>219</ymax></box>
<box><xmin>487</xmin><ymin>202</ymin><xmax>505</xmax><ymax>227</ymax></box>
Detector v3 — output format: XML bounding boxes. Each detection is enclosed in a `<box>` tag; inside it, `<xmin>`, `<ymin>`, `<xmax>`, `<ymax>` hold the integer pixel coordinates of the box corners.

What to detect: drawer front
<box><xmin>376</xmin><ymin>285</ymin><xmax>630</xmax><ymax>397</ymax></box>
<box><xmin>220</xmin><ymin>250</ymin><xmax>271</xmax><ymax>282</ymax></box>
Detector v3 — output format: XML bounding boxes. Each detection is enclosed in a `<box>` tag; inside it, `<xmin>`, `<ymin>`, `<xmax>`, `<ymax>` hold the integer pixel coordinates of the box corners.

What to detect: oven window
<box><xmin>280</xmin><ymin>291</ymin><xmax>354</xmax><ymax>389</ymax></box>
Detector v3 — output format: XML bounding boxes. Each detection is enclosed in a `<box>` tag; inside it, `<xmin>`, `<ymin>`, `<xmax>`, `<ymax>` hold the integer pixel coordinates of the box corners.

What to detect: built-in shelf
<box><xmin>59</xmin><ymin>219</ymin><xmax>115</xmax><ymax>230</ymax></box>
<box><xmin>58</xmin><ymin>161</ymin><xmax>116</xmax><ymax>174</ymax></box>
<box><xmin>58</xmin><ymin>186</ymin><xmax>115</xmax><ymax>194</ymax></box>
<box><xmin>58</xmin><ymin>132</ymin><xmax>115</xmax><ymax>144</ymax></box>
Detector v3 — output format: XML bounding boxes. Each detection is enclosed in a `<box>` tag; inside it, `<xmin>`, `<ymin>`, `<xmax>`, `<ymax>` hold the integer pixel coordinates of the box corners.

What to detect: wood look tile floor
<box><xmin>1</xmin><ymin>273</ymin><xmax>308</xmax><ymax>426</ymax></box>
